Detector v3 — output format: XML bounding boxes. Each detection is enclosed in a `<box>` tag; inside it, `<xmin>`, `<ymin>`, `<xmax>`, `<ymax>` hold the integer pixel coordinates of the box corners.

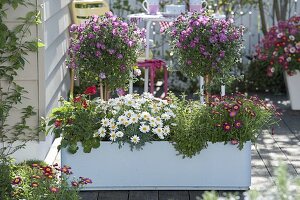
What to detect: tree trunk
<box><xmin>204</xmin><ymin>74</ymin><xmax>211</xmax><ymax>104</ymax></box>
<box><xmin>258</xmin><ymin>0</ymin><xmax>268</xmax><ymax>35</ymax></box>
<box><xmin>273</xmin><ymin>0</ymin><xmax>281</xmax><ymax>22</ymax></box>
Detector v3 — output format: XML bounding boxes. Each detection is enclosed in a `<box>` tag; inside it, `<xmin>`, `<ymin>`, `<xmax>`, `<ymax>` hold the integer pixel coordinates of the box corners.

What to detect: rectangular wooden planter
<box><xmin>61</xmin><ymin>141</ymin><xmax>251</xmax><ymax>190</ymax></box>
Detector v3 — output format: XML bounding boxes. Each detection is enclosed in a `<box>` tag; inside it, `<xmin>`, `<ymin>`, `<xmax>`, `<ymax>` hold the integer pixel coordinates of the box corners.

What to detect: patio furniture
<box><xmin>137</xmin><ymin>59</ymin><xmax>168</xmax><ymax>98</ymax></box>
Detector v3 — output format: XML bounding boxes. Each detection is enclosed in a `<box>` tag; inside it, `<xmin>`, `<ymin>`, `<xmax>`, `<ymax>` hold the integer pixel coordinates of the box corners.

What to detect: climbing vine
<box><xmin>0</xmin><ymin>0</ymin><xmax>42</xmax><ymax>158</ymax></box>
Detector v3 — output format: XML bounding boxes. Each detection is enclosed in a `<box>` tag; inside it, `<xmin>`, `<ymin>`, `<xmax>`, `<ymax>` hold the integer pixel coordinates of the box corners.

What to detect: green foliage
<box><xmin>169</xmin><ymin>92</ymin><xmax>279</xmax><ymax>157</ymax></box>
<box><xmin>48</xmin><ymin>96</ymin><xmax>102</xmax><ymax>154</ymax></box>
<box><xmin>0</xmin><ymin>0</ymin><xmax>42</xmax><ymax>158</ymax></box>
<box><xmin>0</xmin><ymin>157</ymin><xmax>13</xmax><ymax>200</ymax></box>
<box><xmin>169</xmin><ymin>94</ymin><xmax>208</xmax><ymax>158</ymax></box>
<box><xmin>247</xmin><ymin>60</ymin><xmax>286</xmax><ymax>94</ymax></box>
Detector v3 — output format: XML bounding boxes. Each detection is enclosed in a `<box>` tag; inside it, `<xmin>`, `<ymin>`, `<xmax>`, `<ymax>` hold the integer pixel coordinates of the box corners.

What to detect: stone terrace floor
<box><xmin>54</xmin><ymin>92</ymin><xmax>300</xmax><ymax>200</ymax></box>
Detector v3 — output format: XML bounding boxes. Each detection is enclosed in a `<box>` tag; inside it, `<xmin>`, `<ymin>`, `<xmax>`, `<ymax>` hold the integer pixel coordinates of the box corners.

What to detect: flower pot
<box><xmin>61</xmin><ymin>141</ymin><xmax>251</xmax><ymax>190</ymax></box>
<box><xmin>284</xmin><ymin>71</ymin><xmax>300</xmax><ymax>110</ymax></box>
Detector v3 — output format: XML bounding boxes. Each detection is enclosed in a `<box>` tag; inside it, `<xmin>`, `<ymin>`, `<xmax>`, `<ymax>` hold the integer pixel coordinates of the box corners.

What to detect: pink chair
<box><xmin>137</xmin><ymin>59</ymin><xmax>168</xmax><ymax>98</ymax></box>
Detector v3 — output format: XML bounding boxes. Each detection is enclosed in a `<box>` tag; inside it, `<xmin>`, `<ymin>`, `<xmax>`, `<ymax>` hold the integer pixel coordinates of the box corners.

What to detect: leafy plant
<box><xmin>47</xmin><ymin>93</ymin><xmax>102</xmax><ymax>154</ymax></box>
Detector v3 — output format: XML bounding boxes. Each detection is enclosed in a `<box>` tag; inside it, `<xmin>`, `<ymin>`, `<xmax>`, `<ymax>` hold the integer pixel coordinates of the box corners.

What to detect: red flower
<box><xmin>73</xmin><ymin>95</ymin><xmax>82</xmax><ymax>103</ymax></box>
<box><xmin>82</xmin><ymin>100</ymin><xmax>88</xmax><ymax>108</ymax></box>
<box><xmin>84</xmin><ymin>85</ymin><xmax>97</xmax><ymax>95</ymax></box>
<box><xmin>222</xmin><ymin>122</ymin><xmax>231</xmax><ymax>132</ymax></box>
<box><xmin>31</xmin><ymin>163</ymin><xmax>39</xmax><ymax>168</ymax></box>
<box><xmin>71</xmin><ymin>181</ymin><xmax>79</xmax><ymax>187</ymax></box>
<box><xmin>49</xmin><ymin>187</ymin><xmax>60</xmax><ymax>193</ymax></box>
<box><xmin>12</xmin><ymin>177</ymin><xmax>22</xmax><ymax>185</ymax></box>
<box><xmin>43</xmin><ymin>166</ymin><xmax>53</xmax><ymax>174</ymax></box>
<box><xmin>229</xmin><ymin>110</ymin><xmax>237</xmax><ymax>117</ymax></box>
<box><xmin>232</xmin><ymin>104</ymin><xmax>240</xmax><ymax>111</ymax></box>
<box><xmin>54</xmin><ymin>120</ymin><xmax>62</xmax><ymax>128</ymax></box>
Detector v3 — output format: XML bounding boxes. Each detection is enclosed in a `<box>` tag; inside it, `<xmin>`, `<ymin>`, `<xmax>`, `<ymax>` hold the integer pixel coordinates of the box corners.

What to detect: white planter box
<box><xmin>61</xmin><ymin>141</ymin><xmax>251</xmax><ymax>190</ymax></box>
<box><xmin>285</xmin><ymin>71</ymin><xmax>300</xmax><ymax>110</ymax></box>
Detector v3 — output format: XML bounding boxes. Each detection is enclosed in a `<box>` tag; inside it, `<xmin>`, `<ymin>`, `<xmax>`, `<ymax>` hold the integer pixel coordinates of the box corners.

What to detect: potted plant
<box><xmin>166</xmin><ymin>11</ymin><xmax>244</xmax><ymax>101</ymax></box>
<box><xmin>254</xmin><ymin>16</ymin><xmax>300</xmax><ymax>110</ymax></box>
<box><xmin>46</xmin><ymin>90</ymin><xmax>278</xmax><ymax>190</ymax></box>
<box><xmin>66</xmin><ymin>12</ymin><xmax>145</xmax><ymax>99</ymax></box>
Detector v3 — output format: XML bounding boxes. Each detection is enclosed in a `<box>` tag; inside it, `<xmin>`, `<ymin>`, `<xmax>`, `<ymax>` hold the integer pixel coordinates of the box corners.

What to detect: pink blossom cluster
<box><xmin>167</xmin><ymin>11</ymin><xmax>244</xmax><ymax>78</ymax></box>
<box><xmin>66</xmin><ymin>12</ymin><xmax>146</xmax><ymax>90</ymax></box>
<box><xmin>254</xmin><ymin>16</ymin><xmax>300</xmax><ymax>76</ymax></box>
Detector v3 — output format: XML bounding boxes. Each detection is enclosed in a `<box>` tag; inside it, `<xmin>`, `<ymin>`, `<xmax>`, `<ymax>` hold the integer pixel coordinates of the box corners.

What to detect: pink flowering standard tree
<box><xmin>66</xmin><ymin>12</ymin><xmax>145</xmax><ymax>99</ymax></box>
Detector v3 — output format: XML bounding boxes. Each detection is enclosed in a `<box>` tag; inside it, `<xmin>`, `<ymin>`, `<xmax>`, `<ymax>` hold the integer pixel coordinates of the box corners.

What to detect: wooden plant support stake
<box><xmin>99</xmin><ymin>80</ymin><xmax>104</xmax><ymax>100</ymax></box>
<box><xmin>204</xmin><ymin>74</ymin><xmax>211</xmax><ymax>103</ymax></box>
<box><xmin>70</xmin><ymin>69</ymin><xmax>75</xmax><ymax>99</ymax></box>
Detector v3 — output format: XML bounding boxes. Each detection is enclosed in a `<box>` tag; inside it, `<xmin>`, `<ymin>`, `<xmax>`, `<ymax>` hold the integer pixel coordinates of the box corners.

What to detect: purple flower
<box><xmin>116</xmin><ymin>88</ymin><xmax>126</xmax><ymax>96</ymax></box>
<box><xmin>223</xmin><ymin>122</ymin><xmax>231</xmax><ymax>132</ymax></box>
<box><xmin>219</xmin><ymin>33</ymin><xmax>228</xmax><ymax>42</ymax></box>
<box><xmin>95</xmin><ymin>51</ymin><xmax>101</xmax><ymax>57</ymax></box>
<box><xmin>134</xmin><ymin>68</ymin><xmax>141</xmax><ymax>76</ymax></box>
<box><xmin>99</xmin><ymin>72</ymin><xmax>106</xmax><ymax>79</ymax></box>
<box><xmin>219</xmin><ymin>51</ymin><xmax>225</xmax><ymax>58</ymax></box>
<box><xmin>120</xmin><ymin>64</ymin><xmax>126</xmax><ymax>72</ymax></box>
<box><xmin>108</xmin><ymin>49</ymin><xmax>116</xmax><ymax>55</ymax></box>
<box><xmin>69</xmin><ymin>24</ymin><xmax>78</xmax><ymax>33</ymax></box>
<box><xmin>187</xmin><ymin>60</ymin><xmax>192</xmax><ymax>65</ymax></box>
<box><xmin>234</xmin><ymin>120</ymin><xmax>243</xmax><ymax>129</ymax></box>
<box><xmin>93</xmin><ymin>25</ymin><xmax>100</xmax><ymax>32</ymax></box>
<box><xmin>105</xmin><ymin>11</ymin><xmax>113</xmax><ymax>18</ymax></box>
<box><xmin>88</xmin><ymin>33</ymin><xmax>95</xmax><ymax>39</ymax></box>
<box><xmin>117</xmin><ymin>54</ymin><xmax>123</xmax><ymax>59</ymax></box>
<box><xmin>127</xmin><ymin>41</ymin><xmax>134</xmax><ymax>47</ymax></box>
<box><xmin>229</xmin><ymin>111</ymin><xmax>237</xmax><ymax>117</ymax></box>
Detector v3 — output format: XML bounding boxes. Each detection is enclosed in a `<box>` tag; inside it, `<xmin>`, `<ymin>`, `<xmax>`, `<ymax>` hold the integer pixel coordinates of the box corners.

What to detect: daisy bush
<box><xmin>95</xmin><ymin>93</ymin><xmax>177</xmax><ymax>149</ymax></box>
<box><xmin>10</xmin><ymin>162</ymin><xmax>91</xmax><ymax>200</ymax></box>
<box><xmin>254</xmin><ymin>15</ymin><xmax>300</xmax><ymax>76</ymax></box>
<box><xmin>166</xmin><ymin>11</ymin><xmax>243</xmax><ymax>80</ymax></box>
<box><xmin>66</xmin><ymin>12</ymin><xmax>146</xmax><ymax>90</ymax></box>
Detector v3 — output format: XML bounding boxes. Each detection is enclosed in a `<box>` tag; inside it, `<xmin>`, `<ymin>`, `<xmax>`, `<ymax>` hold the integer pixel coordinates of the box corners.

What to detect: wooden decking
<box><xmin>76</xmin><ymin>93</ymin><xmax>300</xmax><ymax>200</ymax></box>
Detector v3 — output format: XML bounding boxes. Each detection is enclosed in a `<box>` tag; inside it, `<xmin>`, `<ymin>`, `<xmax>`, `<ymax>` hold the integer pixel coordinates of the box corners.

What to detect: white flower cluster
<box><xmin>95</xmin><ymin>93</ymin><xmax>177</xmax><ymax>145</ymax></box>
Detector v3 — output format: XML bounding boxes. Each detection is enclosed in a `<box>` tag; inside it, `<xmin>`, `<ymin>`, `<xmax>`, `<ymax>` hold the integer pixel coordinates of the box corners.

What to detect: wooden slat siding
<box><xmin>44</xmin><ymin>32</ymin><xmax>68</xmax><ymax>78</ymax></box>
<box><xmin>43</xmin><ymin>0</ymin><xmax>72</xmax><ymax>22</ymax></box>
<box><xmin>159</xmin><ymin>191</ymin><xmax>189</xmax><ymax>200</ymax></box>
<box><xmin>98</xmin><ymin>191</ymin><xmax>129</xmax><ymax>200</ymax></box>
<box><xmin>43</xmin><ymin>6</ymin><xmax>71</xmax><ymax>48</ymax></box>
<box><xmin>79</xmin><ymin>191</ymin><xmax>99</xmax><ymax>200</ymax></box>
<box><xmin>129</xmin><ymin>191</ymin><xmax>158</xmax><ymax>200</ymax></box>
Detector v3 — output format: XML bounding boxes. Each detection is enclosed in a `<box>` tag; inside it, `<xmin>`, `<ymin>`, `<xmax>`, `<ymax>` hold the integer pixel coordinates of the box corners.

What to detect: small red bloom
<box><xmin>54</xmin><ymin>120</ymin><xmax>62</xmax><ymax>128</ymax></box>
<box><xmin>223</xmin><ymin>122</ymin><xmax>231</xmax><ymax>132</ymax></box>
<box><xmin>232</xmin><ymin>104</ymin><xmax>240</xmax><ymax>111</ymax></box>
<box><xmin>12</xmin><ymin>177</ymin><xmax>22</xmax><ymax>185</ymax></box>
<box><xmin>236</xmin><ymin>100</ymin><xmax>243</xmax><ymax>105</ymax></box>
<box><xmin>49</xmin><ymin>187</ymin><xmax>59</xmax><ymax>193</ymax></box>
<box><xmin>82</xmin><ymin>100</ymin><xmax>88</xmax><ymax>109</ymax></box>
<box><xmin>84</xmin><ymin>85</ymin><xmax>97</xmax><ymax>95</ymax></box>
<box><xmin>43</xmin><ymin>166</ymin><xmax>53</xmax><ymax>175</ymax></box>
<box><xmin>32</xmin><ymin>175</ymin><xmax>41</xmax><ymax>179</ymax></box>
<box><xmin>31</xmin><ymin>163</ymin><xmax>39</xmax><ymax>168</ymax></box>
<box><xmin>229</xmin><ymin>111</ymin><xmax>237</xmax><ymax>118</ymax></box>
<box><xmin>71</xmin><ymin>181</ymin><xmax>79</xmax><ymax>187</ymax></box>
<box><xmin>73</xmin><ymin>95</ymin><xmax>82</xmax><ymax>103</ymax></box>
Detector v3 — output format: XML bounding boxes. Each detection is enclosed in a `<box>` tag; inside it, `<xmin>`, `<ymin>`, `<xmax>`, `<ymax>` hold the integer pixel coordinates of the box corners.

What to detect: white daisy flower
<box><xmin>141</xmin><ymin>112</ymin><xmax>150</xmax><ymax>120</ymax></box>
<box><xmin>289</xmin><ymin>35</ymin><xmax>295</xmax><ymax>41</ymax></box>
<box><xmin>130</xmin><ymin>114</ymin><xmax>139</xmax><ymax>124</ymax></box>
<box><xmin>101</xmin><ymin>118</ymin><xmax>110</xmax><ymax>127</ymax></box>
<box><xmin>117</xmin><ymin>115</ymin><xmax>127</xmax><ymax>125</ymax></box>
<box><xmin>109</xmin><ymin>123</ymin><xmax>118</xmax><ymax>131</ymax></box>
<box><xmin>116</xmin><ymin>131</ymin><xmax>124</xmax><ymax>138</ymax></box>
<box><xmin>98</xmin><ymin>127</ymin><xmax>106</xmax><ymax>137</ymax></box>
<box><xmin>123</xmin><ymin>119</ymin><xmax>131</xmax><ymax>127</ymax></box>
<box><xmin>157</xmin><ymin>132</ymin><xmax>165</xmax><ymax>139</ymax></box>
<box><xmin>161</xmin><ymin>113</ymin><xmax>171</xmax><ymax>120</ymax></box>
<box><xmin>124</xmin><ymin>110</ymin><xmax>135</xmax><ymax>118</ymax></box>
<box><xmin>163</xmin><ymin>126</ymin><xmax>170</xmax><ymax>136</ymax></box>
<box><xmin>289</xmin><ymin>47</ymin><xmax>296</xmax><ymax>53</ymax></box>
<box><xmin>150</xmin><ymin>122</ymin><xmax>157</xmax><ymax>127</ymax></box>
<box><xmin>171</xmin><ymin>123</ymin><xmax>177</xmax><ymax>126</ymax></box>
<box><xmin>153</xmin><ymin>127</ymin><xmax>163</xmax><ymax>135</ymax></box>
<box><xmin>139</xmin><ymin>124</ymin><xmax>150</xmax><ymax>133</ymax></box>
<box><xmin>110</xmin><ymin>132</ymin><xmax>117</xmax><ymax>141</ymax></box>
<box><xmin>286</xmin><ymin>57</ymin><xmax>292</xmax><ymax>62</ymax></box>
<box><xmin>125</xmin><ymin>99</ymin><xmax>134</xmax><ymax>106</ymax></box>
<box><xmin>130</xmin><ymin>135</ymin><xmax>140</xmax><ymax>144</ymax></box>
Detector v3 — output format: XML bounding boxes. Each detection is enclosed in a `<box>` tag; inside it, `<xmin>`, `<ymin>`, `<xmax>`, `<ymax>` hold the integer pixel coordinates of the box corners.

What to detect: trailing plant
<box><xmin>10</xmin><ymin>161</ymin><xmax>92</xmax><ymax>200</ymax></box>
<box><xmin>0</xmin><ymin>1</ymin><xmax>42</xmax><ymax>156</ymax></box>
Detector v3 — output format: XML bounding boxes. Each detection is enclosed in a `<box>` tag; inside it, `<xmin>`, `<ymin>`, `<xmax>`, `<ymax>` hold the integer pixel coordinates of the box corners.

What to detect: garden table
<box><xmin>127</xmin><ymin>13</ymin><xmax>174</xmax><ymax>95</ymax></box>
